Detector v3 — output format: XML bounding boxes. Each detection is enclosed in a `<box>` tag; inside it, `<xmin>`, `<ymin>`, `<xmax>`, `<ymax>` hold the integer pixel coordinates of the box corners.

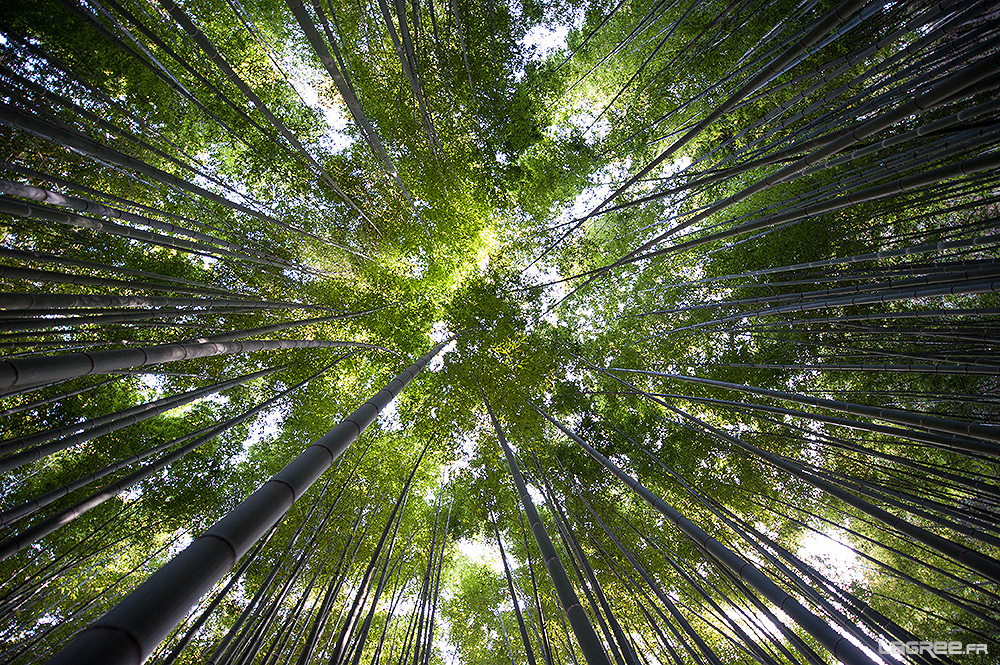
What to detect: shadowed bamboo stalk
<box><xmin>286</xmin><ymin>0</ymin><xmax>427</xmax><ymax>231</ymax></box>
<box><xmin>0</xmin><ymin>364</ymin><xmax>331</xmax><ymax>560</ymax></box>
<box><xmin>0</xmin><ymin>377</ymin><xmax>116</xmax><ymax>419</ymax></box>
<box><xmin>329</xmin><ymin>440</ymin><xmax>427</xmax><ymax>665</ymax></box>
<box><xmin>153</xmin><ymin>0</ymin><xmax>371</xmax><ymax>228</ymax></box>
<box><xmin>588</xmin><ymin>0</ymin><xmax>867</xmax><ymax>218</ymax></box>
<box><xmin>0</xmin><ymin>194</ymin><xmax>278</xmax><ymax>266</ymax></box>
<box><xmin>0</xmin><ymin>365</ymin><xmax>283</xmax><ymax>462</ymax></box>
<box><xmin>642</xmin><ymin>390</ymin><xmax>1000</xmax><ymax>493</ymax></box>
<box><xmin>479</xmin><ymin>384</ymin><xmax>613</xmax><ymax>665</ymax></box>
<box><xmin>747</xmin><ymin>491</ymin><xmax>1000</xmax><ymax>632</ymax></box>
<box><xmin>0</xmin><ymin>244</ymin><xmax>240</xmax><ymax>295</ymax></box>
<box><xmin>609</xmin><ymin>367</ymin><xmax>1000</xmax><ymax>445</ymax></box>
<box><xmin>43</xmin><ymin>340</ymin><xmax>446</xmax><ymax>665</ymax></box>
<box><xmin>0</xmin><ymin>336</ymin><xmax>392</xmax><ymax>395</ymax></box>
<box><xmin>0</xmin><ymin>161</ymin><xmax>283</xmax><ymax>263</ymax></box>
<box><xmin>645</xmin><ymin>452</ymin><xmax>943</xmax><ymax>663</ymax></box>
<box><xmin>0</xmin><ymin>100</ymin><xmax>369</xmax><ymax>259</ymax></box>
<box><xmin>0</xmin><ymin>101</ymin><xmax>272</xmax><ymax>226</ymax></box>
<box><xmin>627</xmin><ymin>382</ymin><xmax>1000</xmax><ymax>585</ymax></box>
<box><xmin>531</xmin><ymin>404</ymin><xmax>875</xmax><ymax>665</ymax></box>
<box><xmin>577</xmin><ymin>493</ymin><xmax>749</xmax><ymax>665</ymax></box>
<box><xmin>287</xmin><ymin>514</ymin><xmax>361</xmax><ymax>665</ymax></box>
<box><xmin>491</xmin><ymin>511</ymin><xmax>539</xmax><ymax>665</ymax></box>
<box><xmin>0</xmin><ymin>262</ymin><xmax>237</xmax><ymax>299</ymax></box>
<box><xmin>532</xmin><ymin>462</ymin><xmax>637</xmax><ymax>665</ymax></box>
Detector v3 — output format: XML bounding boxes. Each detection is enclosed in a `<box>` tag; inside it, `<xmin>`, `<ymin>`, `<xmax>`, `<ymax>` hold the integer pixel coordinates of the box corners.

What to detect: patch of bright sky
<box><xmin>525</xmin><ymin>484</ymin><xmax>545</xmax><ymax>506</ymax></box>
<box><xmin>636</xmin><ymin>643</ymin><xmax>663</xmax><ymax>665</ymax></box>
<box><xmin>195</xmin><ymin>253</ymin><xmax>218</xmax><ymax>269</ymax></box>
<box><xmin>512</xmin><ymin>6</ymin><xmax>584</xmax><ymax>80</ymax></box>
<box><xmin>833</xmin><ymin>626</ymin><xmax>895</xmax><ymax>665</ymax></box>
<box><xmin>517</xmin><ymin>158</ymin><xmax>636</xmax><ymax>328</ymax></box>
<box><xmin>408</xmin><ymin>253</ymin><xmax>429</xmax><ymax>279</ymax></box>
<box><xmin>724</xmin><ymin>606</ymin><xmax>787</xmax><ymax>643</ymax></box>
<box><xmin>572</xmin><ymin>181</ymin><xmax>614</xmax><ymax>221</ymax></box>
<box><xmin>677</xmin><ymin>262</ymin><xmax>705</xmax><ymax>282</ymax></box>
<box><xmin>248</xmin><ymin>405</ymin><xmax>284</xmax><ymax>444</ymax></box>
<box><xmin>167</xmin><ymin>530</ymin><xmax>194</xmax><ymax>557</ymax></box>
<box><xmin>183</xmin><ymin>151</ymin><xmax>253</xmax><ymax>212</ymax></box>
<box><xmin>429</xmin><ymin>322</ymin><xmax>457</xmax><ymax>371</ymax></box>
<box><xmin>456</xmin><ymin>538</ymin><xmax>504</xmax><ymax>574</ymax></box>
<box><xmin>544</xmin><ymin>157</ymin><xmax>631</xmax><ymax>241</ymax></box>
<box><xmin>439</xmin><ymin>630</ymin><xmax>460</xmax><ymax>665</ymax></box>
<box><xmin>621</xmin><ymin>153</ymin><xmax>693</xmax><ymax>243</ymax></box>
<box><xmin>121</xmin><ymin>485</ymin><xmax>143</xmax><ymax>502</ymax></box>
<box><xmin>560</xmin><ymin>109</ymin><xmax>612</xmax><ymax>143</ymax></box>
<box><xmin>191</xmin><ymin>169</ymin><xmax>254</xmax><ymax>208</ymax></box>
<box><xmin>377</xmin><ymin>396</ymin><xmax>403</xmax><ymax>431</ymax></box>
<box><xmin>797</xmin><ymin>528</ymin><xmax>865</xmax><ymax>587</ymax></box>
<box><xmin>280</xmin><ymin>41</ymin><xmax>354</xmax><ymax>153</ymax></box>
<box><xmin>203</xmin><ymin>393</ymin><xmax>229</xmax><ymax>407</ymax></box>
<box><xmin>520</xmin><ymin>261</ymin><xmax>565</xmax><ymax>327</ymax></box>
<box><xmin>135</xmin><ymin>372</ymin><xmax>166</xmax><ymax>395</ymax></box>
<box><xmin>231</xmin><ymin>405</ymin><xmax>285</xmax><ymax>465</ymax></box>
<box><xmin>519</xmin><ymin>25</ymin><xmax>571</xmax><ymax>61</ymax></box>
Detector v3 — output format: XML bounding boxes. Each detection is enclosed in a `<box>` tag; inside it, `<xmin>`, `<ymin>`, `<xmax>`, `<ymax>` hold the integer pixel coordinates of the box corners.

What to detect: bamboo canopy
<box><xmin>0</xmin><ymin>0</ymin><xmax>998</xmax><ymax>664</ymax></box>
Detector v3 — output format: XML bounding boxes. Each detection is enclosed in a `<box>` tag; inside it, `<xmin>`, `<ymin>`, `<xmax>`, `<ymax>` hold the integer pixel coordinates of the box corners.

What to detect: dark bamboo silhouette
<box><xmin>44</xmin><ymin>341</ymin><xmax>446</xmax><ymax>665</ymax></box>
<box><xmin>480</xmin><ymin>385</ymin><xmax>613</xmax><ymax>665</ymax></box>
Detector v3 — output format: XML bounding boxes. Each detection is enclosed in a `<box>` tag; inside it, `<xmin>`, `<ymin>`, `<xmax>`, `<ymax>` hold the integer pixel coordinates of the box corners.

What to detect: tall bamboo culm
<box><xmin>44</xmin><ymin>341</ymin><xmax>448</xmax><ymax>665</ymax></box>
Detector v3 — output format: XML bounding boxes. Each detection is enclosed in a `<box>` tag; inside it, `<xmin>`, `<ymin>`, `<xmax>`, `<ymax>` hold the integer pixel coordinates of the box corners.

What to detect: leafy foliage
<box><xmin>1</xmin><ymin>0</ymin><xmax>999</xmax><ymax>663</ymax></box>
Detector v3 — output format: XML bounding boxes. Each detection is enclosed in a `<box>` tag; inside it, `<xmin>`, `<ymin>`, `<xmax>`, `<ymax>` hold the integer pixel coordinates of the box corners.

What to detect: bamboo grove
<box><xmin>0</xmin><ymin>0</ymin><xmax>998</xmax><ymax>663</ymax></box>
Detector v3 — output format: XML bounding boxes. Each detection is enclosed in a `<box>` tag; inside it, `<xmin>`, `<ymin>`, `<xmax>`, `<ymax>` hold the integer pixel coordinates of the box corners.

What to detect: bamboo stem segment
<box><xmin>43</xmin><ymin>341</ymin><xmax>447</xmax><ymax>665</ymax></box>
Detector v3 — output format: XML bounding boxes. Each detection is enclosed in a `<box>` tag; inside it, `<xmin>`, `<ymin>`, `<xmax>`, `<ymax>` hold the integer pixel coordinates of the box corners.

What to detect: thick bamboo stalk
<box><xmin>580</xmin><ymin>497</ymin><xmax>745</xmax><ymax>665</ymax></box>
<box><xmin>44</xmin><ymin>340</ymin><xmax>445</xmax><ymax>665</ymax></box>
<box><xmin>0</xmin><ymin>291</ymin><xmax>326</xmax><ymax>311</ymax></box>
<box><xmin>0</xmin><ymin>245</ymin><xmax>242</xmax><ymax>296</ymax></box>
<box><xmin>518</xmin><ymin>510</ymin><xmax>555</xmax><ymax>665</ymax></box>
<box><xmin>0</xmin><ymin>102</ymin><xmax>272</xmax><ymax>226</ymax></box>
<box><xmin>0</xmin><ymin>338</ymin><xmax>388</xmax><ymax>395</ymax></box>
<box><xmin>127</xmin><ymin>525</ymin><xmax>278</xmax><ymax>665</ymax></box>
<box><xmin>205</xmin><ymin>492</ymin><xmax>340</xmax><ymax>665</ymax></box>
<box><xmin>655</xmin><ymin>458</ymin><xmax>939</xmax><ymax>663</ymax></box>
